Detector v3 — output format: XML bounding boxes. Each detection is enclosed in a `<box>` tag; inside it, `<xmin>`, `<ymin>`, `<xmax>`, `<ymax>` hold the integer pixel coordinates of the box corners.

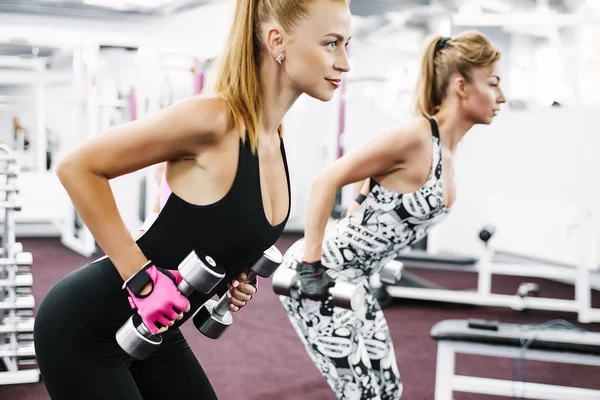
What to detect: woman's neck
<box><xmin>257</xmin><ymin>59</ymin><xmax>301</xmax><ymax>136</ymax></box>
<box><xmin>433</xmin><ymin>105</ymin><xmax>474</xmax><ymax>152</ymax></box>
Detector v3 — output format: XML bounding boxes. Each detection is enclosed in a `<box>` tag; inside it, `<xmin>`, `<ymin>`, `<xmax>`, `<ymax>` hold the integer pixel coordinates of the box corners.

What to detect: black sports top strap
<box><xmin>428</xmin><ymin>118</ymin><xmax>440</xmax><ymax>139</ymax></box>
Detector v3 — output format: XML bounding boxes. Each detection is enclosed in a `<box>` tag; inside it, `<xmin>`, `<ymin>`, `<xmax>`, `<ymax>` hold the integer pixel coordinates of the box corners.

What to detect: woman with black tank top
<box><xmin>277</xmin><ymin>31</ymin><xmax>506</xmax><ymax>399</ymax></box>
<box><xmin>33</xmin><ymin>1</ymin><xmax>351</xmax><ymax>399</ymax></box>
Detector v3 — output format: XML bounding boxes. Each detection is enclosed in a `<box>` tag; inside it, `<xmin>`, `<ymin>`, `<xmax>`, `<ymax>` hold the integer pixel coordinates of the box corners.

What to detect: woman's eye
<box><xmin>328</xmin><ymin>41</ymin><xmax>337</xmax><ymax>49</ymax></box>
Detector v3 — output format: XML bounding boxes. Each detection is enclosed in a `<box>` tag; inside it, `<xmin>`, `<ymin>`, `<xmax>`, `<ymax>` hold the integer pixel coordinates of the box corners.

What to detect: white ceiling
<box><xmin>0</xmin><ymin>0</ymin><xmax>596</xmax><ymax>58</ymax></box>
<box><xmin>0</xmin><ymin>0</ymin><xmax>217</xmax><ymax>17</ymax></box>
<box><xmin>350</xmin><ymin>0</ymin><xmax>586</xmax><ymax>17</ymax></box>
<box><xmin>0</xmin><ymin>0</ymin><xmax>590</xmax><ymax>17</ymax></box>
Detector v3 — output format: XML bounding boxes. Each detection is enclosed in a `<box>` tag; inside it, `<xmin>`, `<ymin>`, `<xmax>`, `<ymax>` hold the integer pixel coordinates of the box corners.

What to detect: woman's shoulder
<box><xmin>182</xmin><ymin>93</ymin><xmax>237</xmax><ymax>141</ymax></box>
<box><xmin>377</xmin><ymin>116</ymin><xmax>432</xmax><ymax>151</ymax></box>
<box><xmin>396</xmin><ymin>116</ymin><xmax>432</xmax><ymax>138</ymax></box>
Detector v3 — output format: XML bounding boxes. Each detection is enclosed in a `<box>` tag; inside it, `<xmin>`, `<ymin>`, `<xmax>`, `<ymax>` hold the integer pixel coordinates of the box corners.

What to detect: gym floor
<box><xmin>2</xmin><ymin>233</ymin><xmax>599</xmax><ymax>400</ymax></box>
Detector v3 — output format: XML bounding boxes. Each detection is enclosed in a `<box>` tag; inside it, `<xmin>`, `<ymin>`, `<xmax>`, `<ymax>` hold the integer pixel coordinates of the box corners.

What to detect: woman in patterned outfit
<box><xmin>278</xmin><ymin>31</ymin><xmax>506</xmax><ymax>399</ymax></box>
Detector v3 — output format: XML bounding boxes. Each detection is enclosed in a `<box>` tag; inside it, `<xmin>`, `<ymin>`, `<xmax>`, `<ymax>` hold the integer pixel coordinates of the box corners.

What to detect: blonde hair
<box><xmin>213</xmin><ymin>0</ymin><xmax>347</xmax><ymax>152</ymax></box>
<box><xmin>414</xmin><ymin>31</ymin><xmax>501</xmax><ymax>117</ymax></box>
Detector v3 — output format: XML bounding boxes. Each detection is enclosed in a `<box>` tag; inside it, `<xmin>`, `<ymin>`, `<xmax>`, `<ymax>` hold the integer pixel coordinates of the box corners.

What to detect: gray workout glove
<box><xmin>296</xmin><ymin>260</ymin><xmax>334</xmax><ymax>297</ymax></box>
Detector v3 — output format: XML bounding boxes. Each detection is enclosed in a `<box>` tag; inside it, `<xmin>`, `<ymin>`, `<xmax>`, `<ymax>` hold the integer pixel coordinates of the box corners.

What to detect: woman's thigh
<box><xmin>130</xmin><ymin>335</ymin><xmax>217</xmax><ymax>400</ymax></box>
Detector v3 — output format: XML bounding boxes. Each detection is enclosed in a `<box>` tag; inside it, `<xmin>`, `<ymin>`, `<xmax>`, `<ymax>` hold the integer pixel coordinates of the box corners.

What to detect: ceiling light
<box><xmin>83</xmin><ymin>0</ymin><xmax>173</xmax><ymax>9</ymax></box>
<box><xmin>82</xmin><ymin>0</ymin><xmax>127</xmax><ymax>10</ymax></box>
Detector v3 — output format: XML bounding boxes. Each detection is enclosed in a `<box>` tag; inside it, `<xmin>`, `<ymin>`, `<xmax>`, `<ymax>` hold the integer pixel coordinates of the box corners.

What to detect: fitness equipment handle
<box><xmin>212</xmin><ymin>270</ymin><xmax>259</xmax><ymax>317</ymax></box>
<box><xmin>211</xmin><ymin>246</ymin><xmax>282</xmax><ymax>317</ymax></box>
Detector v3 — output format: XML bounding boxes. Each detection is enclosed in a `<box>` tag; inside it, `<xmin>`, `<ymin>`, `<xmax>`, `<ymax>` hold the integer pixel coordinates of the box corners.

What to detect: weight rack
<box><xmin>0</xmin><ymin>143</ymin><xmax>39</xmax><ymax>385</ymax></box>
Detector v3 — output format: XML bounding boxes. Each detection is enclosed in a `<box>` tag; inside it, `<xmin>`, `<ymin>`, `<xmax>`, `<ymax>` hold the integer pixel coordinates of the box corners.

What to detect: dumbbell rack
<box><xmin>0</xmin><ymin>144</ymin><xmax>40</xmax><ymax>385</ymax></box>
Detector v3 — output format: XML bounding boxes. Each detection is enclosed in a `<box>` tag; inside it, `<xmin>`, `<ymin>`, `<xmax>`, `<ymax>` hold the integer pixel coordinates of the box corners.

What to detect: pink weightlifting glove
<box><xmin>123</xmin><ymin>262</ymin><xmax>190</xmax><ymax>335</ymax></box>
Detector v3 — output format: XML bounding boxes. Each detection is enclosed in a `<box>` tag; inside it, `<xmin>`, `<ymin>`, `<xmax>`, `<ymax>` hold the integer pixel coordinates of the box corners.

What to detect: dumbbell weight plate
<box><xmin>379</xmin><ymin>261</ymin><xmax>403</xmax><ymax>285</ymax></box>
<box><xmin>193</xmin><ymin>299</ymin><xmax>233</xmax><ymax>339</ymax></box>
<box><xmin>251</xmin><ymin>246</ymin><xmax>283</xmax><ymax>278</ymax></box>
<box><xmin>329</xmin><ymin>281</ymin><xmax>366</xmax><ymax>311</ymax></box>
<box><xmin>271</xmin><ymin>266</ymin><xmax>297</xmax><ymax>297</ymax></box>
<box><xmin>115</xmin><ymin>314</ymin><xmax>162</xmax><ymax>360</ymax></box>
<box><xmin>177</xmin><ymin>251</ymin><xmax>225</xmax><ymax>295</ymax></box>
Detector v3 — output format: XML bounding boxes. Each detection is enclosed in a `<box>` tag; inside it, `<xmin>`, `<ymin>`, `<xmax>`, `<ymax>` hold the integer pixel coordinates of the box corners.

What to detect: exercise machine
<box><xmin>386</xmin><ymin>218</ymin><xmax>600</xmax><ymax>323</ymax></box>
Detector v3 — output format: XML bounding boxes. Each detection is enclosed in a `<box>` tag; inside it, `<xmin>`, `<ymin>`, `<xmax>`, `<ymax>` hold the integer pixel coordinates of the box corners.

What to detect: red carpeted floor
<box><xmin>1</xmin><ymin>234</ymin><xmax>599</xmax><ymax>400</ymax></box>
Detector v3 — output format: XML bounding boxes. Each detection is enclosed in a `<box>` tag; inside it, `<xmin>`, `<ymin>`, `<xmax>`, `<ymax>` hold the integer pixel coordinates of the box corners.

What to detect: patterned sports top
<box><xmin>320</xmin><ymin>118</ymin><xmax>451</xmax><ymax>280</ymax></box>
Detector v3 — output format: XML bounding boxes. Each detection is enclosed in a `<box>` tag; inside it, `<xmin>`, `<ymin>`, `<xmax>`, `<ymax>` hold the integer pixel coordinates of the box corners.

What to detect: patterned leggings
<box><xmin>278</xmin><ymin>240</ymin><xmax>403</xmax><ymax>400</ymax></box>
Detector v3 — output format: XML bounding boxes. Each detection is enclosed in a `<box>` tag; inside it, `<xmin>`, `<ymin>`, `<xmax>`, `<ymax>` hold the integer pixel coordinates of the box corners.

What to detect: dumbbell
<box><xmin>378</xmin><ymin>260</ymin><xmax>403</xmax><ymax>285</ymax></box>
<box><xmin>193</xmin><ymin>245</ymin><xmax>283</xmax><ymax>339</ymax></box>
<box><xmin>272</xmin><ymin>264</ymin><xmax>366</xmax><ymax>311</ymax></box>
<box><xmin>116</xmin><ymin>250</ymin><xmax>225</xmax><ymax>360</ymax></box>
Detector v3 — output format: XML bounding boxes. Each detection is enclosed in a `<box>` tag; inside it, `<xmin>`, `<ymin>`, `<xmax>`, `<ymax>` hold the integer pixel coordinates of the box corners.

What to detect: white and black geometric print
<box><xmin>279</xmin><ymin>126</ymin><xmax>450</xmax><ymax>400</ymax></box>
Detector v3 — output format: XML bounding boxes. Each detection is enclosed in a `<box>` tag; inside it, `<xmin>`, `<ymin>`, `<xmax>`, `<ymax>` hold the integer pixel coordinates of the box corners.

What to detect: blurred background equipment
<box><xmin>0</xmin><ymin>0</ymin><xmax>598</xmax><ymax>398</ymax></box>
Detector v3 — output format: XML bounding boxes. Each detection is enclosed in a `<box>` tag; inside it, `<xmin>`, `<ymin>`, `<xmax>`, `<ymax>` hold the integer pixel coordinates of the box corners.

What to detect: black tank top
<box><xmin>136</xmin><ymin>137</ymin><xmax>290</xmax><ymax>324</ymax></box>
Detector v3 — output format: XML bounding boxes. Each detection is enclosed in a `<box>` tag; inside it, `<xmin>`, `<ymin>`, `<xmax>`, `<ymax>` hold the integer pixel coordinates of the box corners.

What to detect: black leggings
<box><xmin>33</xmin><ymin>258</ymin><xmax>218</xmax><ymax>400</ymax></box>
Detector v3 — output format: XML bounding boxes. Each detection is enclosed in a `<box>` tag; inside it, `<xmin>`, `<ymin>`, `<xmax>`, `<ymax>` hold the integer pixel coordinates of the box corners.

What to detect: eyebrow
<box><xmin>325</xmin><ymin>33</ymin><xmax>351</xmax><ymax>42</ymax></box>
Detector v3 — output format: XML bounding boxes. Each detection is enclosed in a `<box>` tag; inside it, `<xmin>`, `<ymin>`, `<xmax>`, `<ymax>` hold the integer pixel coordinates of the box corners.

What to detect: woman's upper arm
<box><xmin>58</xmin><ymin>95</ymin><xmax>230</xmax><ymax>179</ymax></box>
<box><xmin>153</xmin><ymin>163</ymin><xmax>166</xmax><ymax>185</ymax></box>
<box><xmin>319</xmin><ymin>124</ymin><xmax>422</xmax><ymax>189</ymax></box>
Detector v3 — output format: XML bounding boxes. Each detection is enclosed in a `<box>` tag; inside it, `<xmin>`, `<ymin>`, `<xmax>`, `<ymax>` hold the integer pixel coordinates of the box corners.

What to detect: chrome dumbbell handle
<box><xmin>211</xmin><ymin>246</ymin><xmax>282</xmax><ymax>317</ymax></box>
<box><xmin>212</xmin><ymin>269</ymin><xmax>261</xmax><ymax>316</ymax></box>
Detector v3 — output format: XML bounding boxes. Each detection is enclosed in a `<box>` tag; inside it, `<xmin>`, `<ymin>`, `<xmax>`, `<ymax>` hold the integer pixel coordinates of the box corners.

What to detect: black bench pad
<box><xmin>431</xmin><ymin>319</ymin><xmax>600</xmax><ymax>355</ymax></box>
<box><xmin>396</xmin><ymin>250</ymin><xmax>478</xmax><ymax>266</ymax></box>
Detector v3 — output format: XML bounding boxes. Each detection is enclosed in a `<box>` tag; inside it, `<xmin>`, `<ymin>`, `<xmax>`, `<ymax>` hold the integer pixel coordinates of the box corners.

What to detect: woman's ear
<box><xmin>451</xmin><ymin>74</ymin><xmax>467</xmax><ymax>99</ymax></box>
<box><xmin>265</xmin><ymin>25</ymin><xmax>285</xmax><ymax>62</ymax></box>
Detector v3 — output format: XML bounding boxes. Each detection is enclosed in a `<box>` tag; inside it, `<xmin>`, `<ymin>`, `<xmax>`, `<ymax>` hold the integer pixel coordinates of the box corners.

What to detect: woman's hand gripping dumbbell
<box><xmin>225</xmin><ymin>271</ymin><xmax>257</xmax><ymax>313</ymax></box>
<box><xmin>193</xmin><ymin>245</ymin><xmax>283</xmax><ymax>339</ymax></box>
<box><xmin>272</xmin><ymin>259</ymin><xmax>366</xmax><ymax>311</ymax></box>
<box><xmin>116</xmin><ymin>250</ymin><xmax>225</xmax><ymax>360</ymax></box>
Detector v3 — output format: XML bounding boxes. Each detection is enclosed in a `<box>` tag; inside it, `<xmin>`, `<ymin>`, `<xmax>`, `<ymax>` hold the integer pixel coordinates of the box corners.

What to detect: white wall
<box><xmin>2</xmin><ymin>2</ymin><xmax>598</xmax><ymax>271</ymax></box>
<box><xmin>281</xmin><ymin>92</ymin><xmax>343</xmax><ymax>231</ymax></box>
<box><xmin>428</xmin><ymin>107</ymin><xmax>600</xmax><ymax>266</ymax></box>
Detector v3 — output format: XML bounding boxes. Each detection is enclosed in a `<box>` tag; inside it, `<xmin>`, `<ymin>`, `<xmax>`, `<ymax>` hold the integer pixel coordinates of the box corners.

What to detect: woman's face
<box><xmin>281</xmin><ymin>0</ymin><xmax>352</xmax><ymax>102</ymax></box>
<box><xmin>463</xmin><ymin>62</ymin><xmax>506</xmax><ymax>124</ymax></box>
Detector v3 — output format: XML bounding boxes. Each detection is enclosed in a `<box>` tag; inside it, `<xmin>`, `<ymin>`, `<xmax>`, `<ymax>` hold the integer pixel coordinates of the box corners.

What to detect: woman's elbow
<box><xmin>55</xmin><ymin>156</ymin><xmax>73</xmax><ymax>183</ymax></box>
<box><xmin>311</xmin><ymin>172</ymin><xmax>339</xmax><ymax>193</ymax></box>
<box><xmin>56</xmin><ymin>154</ymin><xmax>87</xmax><ymax>187</ymax></box>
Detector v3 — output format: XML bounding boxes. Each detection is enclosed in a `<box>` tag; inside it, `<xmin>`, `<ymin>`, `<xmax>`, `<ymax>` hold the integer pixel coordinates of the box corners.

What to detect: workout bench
<box><xmin>431</xmin><ymin>319</ymin><xmax>600</xmax><ymax>400</ymax></box>
<box><xmin>386</xmin><ymin>221</ymin><xmax>600</xmax><ymax>323</ymax></box>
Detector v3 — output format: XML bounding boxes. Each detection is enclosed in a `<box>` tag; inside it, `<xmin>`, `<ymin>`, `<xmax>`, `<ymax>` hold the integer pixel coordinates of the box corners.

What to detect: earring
<box><xmin>276</xmin><ymin>54</ymin><xmax>283</xmax><ymax>64</ymax></box>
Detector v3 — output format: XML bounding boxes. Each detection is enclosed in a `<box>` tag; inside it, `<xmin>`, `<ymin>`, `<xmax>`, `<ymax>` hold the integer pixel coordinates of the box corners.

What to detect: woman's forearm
<box><xmin>57</xmin><ymin>161</ymin><xmax>148</xmax><ymax>281</ymax></box>
<box><xmin>302</xmin><ymin>175</ymin><xmax>338</xmax><ymax>262</ymax></box>
<box><xmin>346</xmin><ymin>179</ymin><xmax>368</xmax><ymax>216</ymax></box>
